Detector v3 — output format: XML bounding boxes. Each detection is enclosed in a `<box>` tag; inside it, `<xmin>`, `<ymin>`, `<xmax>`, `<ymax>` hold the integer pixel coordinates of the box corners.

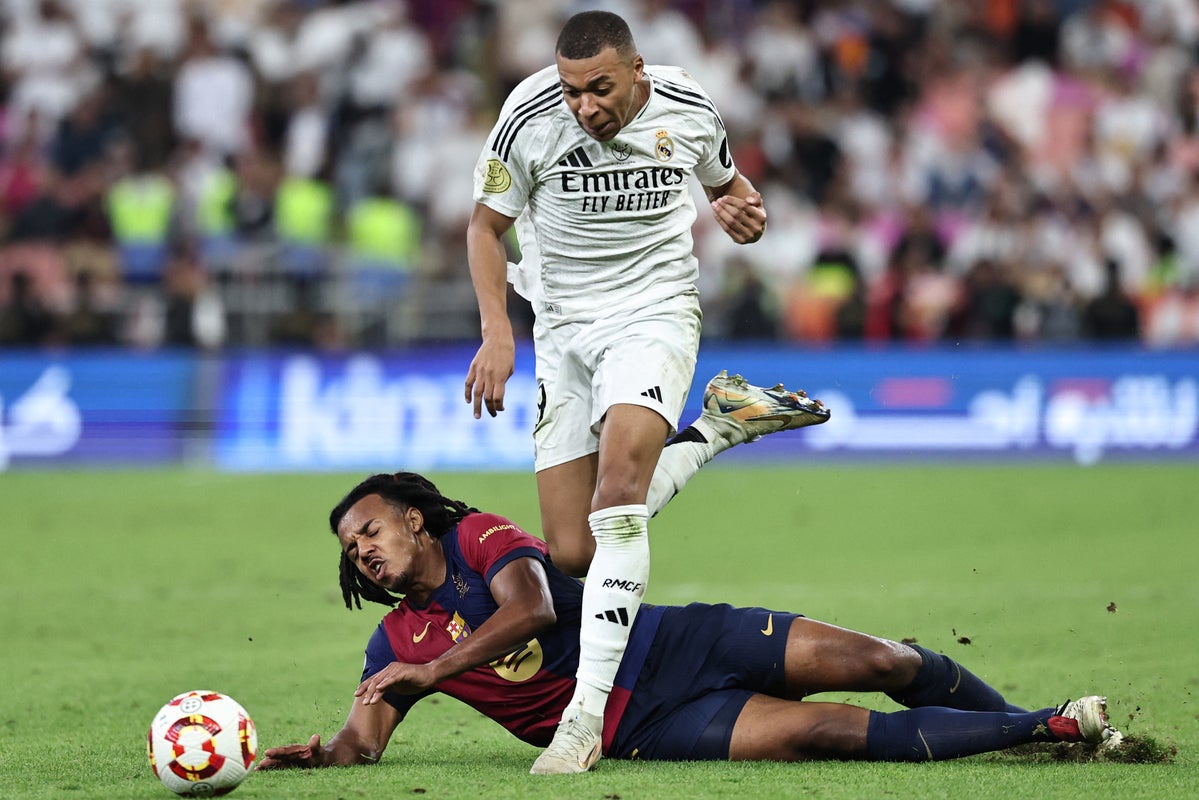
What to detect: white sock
<box><xmin>646</xmin><ymin>415</ymin><xmax>730</xmax><ymax>516</ymax></box>
<box><xmin>568</xmin><ymin>504</ymin><xmax>649</xmax><ymax>720</ymax></box>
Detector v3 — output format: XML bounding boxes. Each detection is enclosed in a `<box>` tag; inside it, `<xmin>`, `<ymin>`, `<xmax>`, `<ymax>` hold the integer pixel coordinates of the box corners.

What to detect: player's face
<box><xmin>557</xmin><ymin>46</ymin><xmax>645</xmax><ymax>142</ymax></box>
<box><xmin>337</xmin><ymin>494</ymin><xmax>438</xmax><ymax>599</ymax></box>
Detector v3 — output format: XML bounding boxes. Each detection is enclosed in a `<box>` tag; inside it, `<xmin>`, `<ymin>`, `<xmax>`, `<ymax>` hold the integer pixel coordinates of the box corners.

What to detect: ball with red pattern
<box><xmin>147</xmin><ymin>690</ymin><xmax>258</xmax><ymax>797</ymax></box>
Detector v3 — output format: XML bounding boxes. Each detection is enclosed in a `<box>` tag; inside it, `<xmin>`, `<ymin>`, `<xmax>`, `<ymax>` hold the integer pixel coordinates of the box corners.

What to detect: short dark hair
<box><xmin>556</xmin><ymin>10</ymin><xmax>636</xmax><ymax>61</ymax></box>
<box><xmin>329</xmin><ymin>471</ymin><xmax>478</xmax><ymax>610</ymax></box>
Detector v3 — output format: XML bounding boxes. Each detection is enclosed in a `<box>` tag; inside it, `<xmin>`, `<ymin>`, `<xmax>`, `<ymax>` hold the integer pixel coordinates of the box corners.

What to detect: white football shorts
<box><xmin>531</xmin><ymin>292</ymin><xmax>702</xmax><ymax>472</ymax></box>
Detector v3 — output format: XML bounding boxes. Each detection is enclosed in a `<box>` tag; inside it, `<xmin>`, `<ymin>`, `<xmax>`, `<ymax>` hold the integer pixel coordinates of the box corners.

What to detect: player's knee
<box><xmin>859</xmin><ymin>640</ymin><xmax>922</xmax><ymax>689</ymax></box>
<box><xmin>592</xmin><ymin>472</ymin><xmax>647</xmax><ymax>509</ymax></box>
<box><xmin>545</xmin><ymin>536</ymin><xmax>594</xmax><ymax>577</ymax></box>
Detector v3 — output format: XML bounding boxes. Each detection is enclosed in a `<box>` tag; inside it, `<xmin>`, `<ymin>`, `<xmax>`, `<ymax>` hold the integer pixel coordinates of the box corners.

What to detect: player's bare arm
<box><xmin>465</xmin><ymin>202</ymin><xmax>518</xmax><ymax>418</ymax></box>
<box><xmin>257</xmin><ymin>696</ymin><xmax>401</xmax><ymax>770</ymax></box>
<box><xmin>706</xmin><ymin>172</ymin><xmax>766</xmax><ymax>244</ymax></box>
<box><xmin>357</xmin><ymin>557</ymin><xmax>557</xmax><ymax>705</ymax></box>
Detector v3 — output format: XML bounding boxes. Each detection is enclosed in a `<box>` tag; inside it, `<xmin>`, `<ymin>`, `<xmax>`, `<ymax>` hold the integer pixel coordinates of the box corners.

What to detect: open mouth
<box><xmin>367</xmin><ymin>557</ymin><xmax>386</xmax><ymax>581</ymax></box>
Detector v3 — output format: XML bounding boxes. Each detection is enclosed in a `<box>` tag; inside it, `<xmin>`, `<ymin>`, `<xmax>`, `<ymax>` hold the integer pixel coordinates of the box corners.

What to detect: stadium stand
<box><xmin>1</xmin><ymin>0</ymin><xmax>1197</xmax><ymax>349</ymax></box>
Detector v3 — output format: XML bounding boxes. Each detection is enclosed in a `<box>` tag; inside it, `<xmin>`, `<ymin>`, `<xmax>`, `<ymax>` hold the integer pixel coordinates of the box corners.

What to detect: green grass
<box><xmin>0</xmin><ymin>464</ymin><xmax>1195</xmax><ymax>799</ymax></box>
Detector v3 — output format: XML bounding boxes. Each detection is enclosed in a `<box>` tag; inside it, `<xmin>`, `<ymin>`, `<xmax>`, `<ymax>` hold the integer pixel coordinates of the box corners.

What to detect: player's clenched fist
<box><xmin>711</xmin><ymin>191</ymin><xmax>767</xmax><ymax>244</ymax></box>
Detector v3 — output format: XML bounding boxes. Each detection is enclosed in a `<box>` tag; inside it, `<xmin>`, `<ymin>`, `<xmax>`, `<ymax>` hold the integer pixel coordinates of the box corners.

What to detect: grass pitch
<box><xmin>0</xmin><ymin>463</ymin><xmax>1195</xmax><ymax>799</ymax></box>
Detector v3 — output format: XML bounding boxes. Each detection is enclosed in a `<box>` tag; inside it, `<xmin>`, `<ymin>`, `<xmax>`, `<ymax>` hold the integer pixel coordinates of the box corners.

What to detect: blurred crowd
<box><xmin>1</xmin><ymin>0</ymin><xmax>1198</xmax><ymax>350</ymax></box>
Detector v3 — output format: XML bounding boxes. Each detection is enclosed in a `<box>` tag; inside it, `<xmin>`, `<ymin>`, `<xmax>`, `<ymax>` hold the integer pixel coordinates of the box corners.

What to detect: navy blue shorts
<box><xmin>609</xmin><ymin>603</ymin><xmax>797</xmax><ymax>760</ymax></box>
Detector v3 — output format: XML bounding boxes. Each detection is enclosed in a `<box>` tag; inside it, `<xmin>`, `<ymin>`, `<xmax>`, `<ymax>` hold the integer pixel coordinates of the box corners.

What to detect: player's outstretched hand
<box><xmin>356</xmin><ymin>660</ymin><xmax>438</xmax><ymax>704</ymax></box>
<box><xmin>711</xmin><ymin>191</ymin><xmax>766</xmax><ymax>244</ymax></box>
<box><xmin>465</xmin><ymin>336</ymin><xmax>515</xmax><ymax>419</ymax></box>
<box><xmin>258</xmin><ymin>734</ymin><xmax>325</xmax><ymax>770</ymax></box>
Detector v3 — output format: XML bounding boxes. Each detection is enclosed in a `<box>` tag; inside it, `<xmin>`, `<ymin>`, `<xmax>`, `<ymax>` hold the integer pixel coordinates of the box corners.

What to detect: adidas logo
<box><xmin>595</xmin><ymin>608</ymin><xmax>630</xmax><ymax>626</ymax></box>
<box><xmin>558</xmin><ymin>147</ymin><xmax>593</xmax><ymax>168</ymax></box>
<box><xmin>639</xmin><ymin>386</ymin><xmax>663</xmax><ymax>403</ymax></box>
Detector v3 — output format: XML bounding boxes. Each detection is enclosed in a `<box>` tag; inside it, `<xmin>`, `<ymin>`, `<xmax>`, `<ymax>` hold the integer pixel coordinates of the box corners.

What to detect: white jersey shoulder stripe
<box><xmin>652</xmin><ymin>74</ymin><xmax>712</xmax><ymax>105</ymax></box>
<box><xmin>653</xmin><ymin>82</ymin><xmax>722</xmax><ymax>124</ymax></box>
<box><xmin>491</xmin><ymin>81</ymin><xmax>561</xmax><ymax>161</ymax></box>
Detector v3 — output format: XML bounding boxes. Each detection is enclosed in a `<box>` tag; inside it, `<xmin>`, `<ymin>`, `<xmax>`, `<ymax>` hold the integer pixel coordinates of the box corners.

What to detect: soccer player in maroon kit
<box><xmin>258</xmin><ymin>472</ymin><xmax>1123</xmax><ymax>770</ymax></box>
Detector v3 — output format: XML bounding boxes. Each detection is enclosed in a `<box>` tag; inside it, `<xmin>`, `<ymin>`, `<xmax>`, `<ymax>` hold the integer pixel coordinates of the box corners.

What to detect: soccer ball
<box><xmin>147</xmin><ymin>690</ymin><xmax>258</xmax><ymax>797</ymax></box>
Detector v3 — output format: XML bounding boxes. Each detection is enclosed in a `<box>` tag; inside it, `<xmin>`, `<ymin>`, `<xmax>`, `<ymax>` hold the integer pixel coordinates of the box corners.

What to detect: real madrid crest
<box><xmin>654</xmin><ymin>129</ymin><xmax>674</xmax><ymax>162</ymax></box>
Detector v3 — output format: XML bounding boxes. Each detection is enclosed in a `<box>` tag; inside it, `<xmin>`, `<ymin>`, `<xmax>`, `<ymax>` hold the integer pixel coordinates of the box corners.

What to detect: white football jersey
<box><xmin>474</xmin><ymin>64</ymin><xmax>736</xmax><ymax>321</ymax></box>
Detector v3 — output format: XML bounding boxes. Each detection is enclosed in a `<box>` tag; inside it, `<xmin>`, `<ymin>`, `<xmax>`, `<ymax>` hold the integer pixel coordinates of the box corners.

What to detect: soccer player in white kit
<box><xmin>464</xmin><ymin>10</ymin><xmax>826</xmax><ymax>774</ymax></box>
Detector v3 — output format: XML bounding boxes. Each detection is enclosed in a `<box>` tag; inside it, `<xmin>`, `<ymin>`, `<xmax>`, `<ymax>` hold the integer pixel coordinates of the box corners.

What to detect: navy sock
<box><xmin>888</xmin><ymin>644</ymin><xmax>1027</xmax><ymax>713</ymax></box>
<box><xmin>865</xmin><ymin>706</ymin><xmax>1057</xmax><ymax>761</ymax></box>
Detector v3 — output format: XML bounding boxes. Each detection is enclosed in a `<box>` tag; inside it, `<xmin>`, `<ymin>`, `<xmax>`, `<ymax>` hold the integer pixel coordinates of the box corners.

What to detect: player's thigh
<box><xmin>536</xmin><ymin>453</ymin><xmax>598</xmax><ymax>576</ymax></box>
<box><xmin>532</xmin><ymin>297</ymin><xmax>698</xmax><ymax>470</ymax></box>
<box><xmin>728</xmin><ymin>695</ymin><xmax>869</xmax><ymax>761</ymax></box>
<box><xmin>784</xmin><ymin>618</ymin><xmax>920</xmax><ymax>697</ymax></box>
<box><xmin>592</xmin><ymin>301</ymin><xmax>701</xmax><ymax>439</ymax></box>
<box><xmin>532</xmin><ymin>324</ymin><xmax>600</xmax><ymax>472</ymax></box>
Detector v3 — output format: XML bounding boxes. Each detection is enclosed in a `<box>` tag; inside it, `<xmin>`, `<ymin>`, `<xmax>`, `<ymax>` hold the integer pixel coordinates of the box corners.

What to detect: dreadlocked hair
<box><xmin>329</xmin><ymin>471</ymin><xmax>479</xmax><ymax>611</ymax></box>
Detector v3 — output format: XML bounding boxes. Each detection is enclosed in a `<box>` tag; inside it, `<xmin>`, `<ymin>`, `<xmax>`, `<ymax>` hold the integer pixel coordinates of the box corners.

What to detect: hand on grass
<box><xmin>257</xmin><ymin>734</ymin><xmax>324</xmax><ymax>770</ymax></box>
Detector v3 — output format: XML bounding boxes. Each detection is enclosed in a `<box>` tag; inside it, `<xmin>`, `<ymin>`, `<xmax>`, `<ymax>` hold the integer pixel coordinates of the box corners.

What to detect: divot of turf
<box><xmin>1057</xmin><ymin>735</ymin><xmax>1177</xmax><ymax>765</ymax></box>
<box><xmin>988</xmin><ymin>735</ymin><xmax>1176</xmax><ymax>765</ymax></box>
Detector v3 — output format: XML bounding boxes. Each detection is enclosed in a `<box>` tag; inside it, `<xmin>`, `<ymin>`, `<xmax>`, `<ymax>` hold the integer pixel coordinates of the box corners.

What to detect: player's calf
<box><xmin>888</xmin><ymin>644</ymin><xmax>1025</xmax><ymax>713</ymax></box>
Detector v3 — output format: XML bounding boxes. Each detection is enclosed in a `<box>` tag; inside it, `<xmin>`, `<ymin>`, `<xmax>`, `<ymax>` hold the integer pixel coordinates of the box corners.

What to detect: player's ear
<box><xmin>406</xmin><ymin>507</ymin><xmax>425</xmax><ymax>534</ymax></box>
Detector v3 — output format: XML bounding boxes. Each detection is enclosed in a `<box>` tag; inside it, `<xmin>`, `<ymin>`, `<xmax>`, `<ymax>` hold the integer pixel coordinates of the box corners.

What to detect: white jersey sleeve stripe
<box><xmin>491</xmin><ymin>83</ymin><xmax>561</xmax><ymax>160</ymax></box>
<box><xmin>495</xmin><ymin>95</ymin><xmax>560</xmax><ymax>161</ymax></box>
<box><xmin>491</xmin><ymin>81</ymin><xmax>559</xmax><ymax>150</ymax></box>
